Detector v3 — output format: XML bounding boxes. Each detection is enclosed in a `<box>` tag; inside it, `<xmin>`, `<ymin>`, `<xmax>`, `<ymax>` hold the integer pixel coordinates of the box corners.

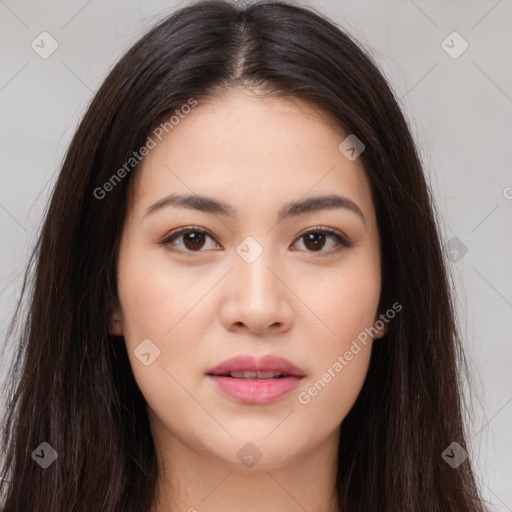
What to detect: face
<box><xmin>110</xmin><ymin>88</ymin><xmax>386</xmax><ymax>470</ymax></box>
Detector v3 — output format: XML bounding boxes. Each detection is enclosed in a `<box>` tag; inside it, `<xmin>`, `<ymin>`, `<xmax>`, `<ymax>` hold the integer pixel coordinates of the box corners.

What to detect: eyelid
<box><xmin>159</xmin><ymin>225</ymin><xmax>352</xmax><ymax>254</ymax></box>
<box><xmin>297</xmin><ymin>225</ymin><xmax>352</xmax><ymax>246</ymax></box>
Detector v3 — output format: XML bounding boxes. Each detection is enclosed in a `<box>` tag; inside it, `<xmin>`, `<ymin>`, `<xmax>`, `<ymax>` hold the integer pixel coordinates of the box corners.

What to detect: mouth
<box><xmin>206</xmin><ymin>354</ymin><xmax>305</xmax><ymax>405</ymax></box>
<box><xmin>212</xmin><ymin>370</ymin><xmax>294</xmax><ymax>380</ymax></box>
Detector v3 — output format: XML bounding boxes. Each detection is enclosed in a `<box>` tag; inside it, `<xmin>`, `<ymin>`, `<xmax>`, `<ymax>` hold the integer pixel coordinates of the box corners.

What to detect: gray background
<box><xmin>1</xmin><ymin>0</ymin><xmax>511</xmax><ymax>508</ymax></box>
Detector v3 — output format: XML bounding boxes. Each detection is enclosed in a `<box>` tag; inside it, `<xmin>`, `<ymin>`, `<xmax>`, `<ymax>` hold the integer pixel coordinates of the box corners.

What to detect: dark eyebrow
<box><xmin>144</xmin><ymin>193</ymin><xmax>366</xmax><ymax>226</ymax></box>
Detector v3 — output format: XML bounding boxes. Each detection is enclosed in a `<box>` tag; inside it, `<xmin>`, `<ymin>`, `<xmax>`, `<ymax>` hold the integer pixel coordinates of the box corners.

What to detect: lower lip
<box><xmin>207</xmin><ymin>375</ymin><xmax>303</xmax><ymax>405</ymax></box>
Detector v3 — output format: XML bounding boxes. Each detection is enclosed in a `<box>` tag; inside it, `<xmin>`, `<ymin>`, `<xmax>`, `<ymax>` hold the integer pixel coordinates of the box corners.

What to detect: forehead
<box><xmin>128</xmin><ymin>89</ymin><xmax>375</xmax><ymax>226</ymax></box>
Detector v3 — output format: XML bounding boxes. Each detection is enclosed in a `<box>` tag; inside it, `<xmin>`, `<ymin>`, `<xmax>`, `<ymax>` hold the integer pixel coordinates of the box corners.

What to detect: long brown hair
<box><xmin>0</xmin><ymin>1</ymin><xmax>487</xmax><ymax>510</ymax></box>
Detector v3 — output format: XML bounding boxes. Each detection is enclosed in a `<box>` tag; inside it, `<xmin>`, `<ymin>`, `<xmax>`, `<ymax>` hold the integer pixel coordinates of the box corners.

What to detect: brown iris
<box><xmin>182</xmin><ymin>231</ymin><xmax>207</xmax><ymax>251</ymax></box>
<box><xmin>302</xmin><ymin>232</ymin><xmax>327</xmax><ymax>251</ymax></box>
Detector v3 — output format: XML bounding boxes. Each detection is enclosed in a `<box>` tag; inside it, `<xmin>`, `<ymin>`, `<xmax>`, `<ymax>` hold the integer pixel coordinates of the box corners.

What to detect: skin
<box><xmin>110</xmin><ymin>88</ymin><xmax>387</xmax><ymax>512</ymax></box>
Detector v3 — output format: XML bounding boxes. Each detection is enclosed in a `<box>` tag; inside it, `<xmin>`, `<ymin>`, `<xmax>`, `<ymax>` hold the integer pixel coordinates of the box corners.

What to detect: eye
<box><xmin>291</xmin><ymin>227</ymin><xmax>352</xmax><ymax>254</ymax></box>
<box><xmin>159</xmin><ymin>226</ymin><xmax>220</xmax><ymax>253</ymax></box>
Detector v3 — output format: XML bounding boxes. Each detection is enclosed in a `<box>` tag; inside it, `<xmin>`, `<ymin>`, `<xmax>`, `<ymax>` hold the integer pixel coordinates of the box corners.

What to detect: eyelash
<box><xmin>159</xmin><ymin>225</ymin><xmax>352</xmax><ymax>256</ymax></box>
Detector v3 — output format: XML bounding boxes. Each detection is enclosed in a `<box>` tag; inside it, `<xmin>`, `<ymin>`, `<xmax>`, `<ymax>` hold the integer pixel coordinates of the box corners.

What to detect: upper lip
<box><xmin>207</xmin><ymin>354</ymin><xmax>305</xmax><ymax>377</ymax></box>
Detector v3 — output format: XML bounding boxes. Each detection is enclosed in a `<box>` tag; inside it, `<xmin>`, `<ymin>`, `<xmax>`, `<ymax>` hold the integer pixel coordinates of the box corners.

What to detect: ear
<box><xmin>109</xmin><ymin>302</ymin><xmax>124</xmax><ymax>336</ymax></box>
<box><xmin>373</xmin><ymin>320</ymin><xmax>388</xmax><ymax>340</ymax></box>
<box><xmin>372</xmin><ymin>309</ymin><xmax>389</xmax><ymax>340</ymax></box>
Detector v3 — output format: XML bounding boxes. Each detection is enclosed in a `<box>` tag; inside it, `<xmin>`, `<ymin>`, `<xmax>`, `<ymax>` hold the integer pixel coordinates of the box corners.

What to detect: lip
<box><xmin>207</xmin><ymin>354</ymin><xmax>305</xmax><ymax>405</ymax></box>
<box><xmin>208</xmin><ymin>354</ymin><xmax>305</xmax><ymax>377</ymax></box>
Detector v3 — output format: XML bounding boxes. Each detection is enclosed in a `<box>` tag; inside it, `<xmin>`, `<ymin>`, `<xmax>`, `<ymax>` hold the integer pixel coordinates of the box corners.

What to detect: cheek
<box><xmin>296</xmin><ymin>251</ymin><xmax>381</xmax><ymax>346</ymax></box>
<box><xmin>116</xmin><ymin>261</ymin><xmax>202</xmax><ymax>435</ymax></box>
<box><xmin>295</xmin><ymin>343</ymin><xmax>372</xmax><ymax>444</ymax></box>
<box><xmin>115</xmin><ymin>241</ymin><xmax>214</xmax><ymax>406</ymax></box>
<box><xmin>118</xmin><ymin>276</ymin><xmax>171</xmax><ymax>346</ymax></box>
<box><xmin>292</xmin><ymin>252</ymin><xmax>380</xmax><ymax>427</ymax></box>
<box><xmin>116</xmin><ymin>238</ymin><xmax>184</xmax><ymax>344</ymax></box>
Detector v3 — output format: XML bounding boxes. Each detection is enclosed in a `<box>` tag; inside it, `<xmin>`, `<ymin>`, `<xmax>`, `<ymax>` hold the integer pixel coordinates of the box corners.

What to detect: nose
<box><xmin>219</xmin><ymin>247</ymin><xmax>294</xmax><ymax>335</ymax></box>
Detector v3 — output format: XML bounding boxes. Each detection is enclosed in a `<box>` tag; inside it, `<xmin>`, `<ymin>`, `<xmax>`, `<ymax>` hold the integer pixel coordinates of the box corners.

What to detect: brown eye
<box><xmin>160</xmin><ymin>227</ymin><xmax>220</xmax><ymax>253</ymax></box>
<box><xmin>293</xmin><ymin>228</ymin><xmax>352</xmax><ymax>254</ymax></box>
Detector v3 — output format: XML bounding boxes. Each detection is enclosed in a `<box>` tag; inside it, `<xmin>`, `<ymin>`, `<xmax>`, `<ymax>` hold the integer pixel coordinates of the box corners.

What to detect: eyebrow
<box><xmin>144</xmin><ymin>193</ymin><xmax>366</xmax><ymax>225</ymax></box>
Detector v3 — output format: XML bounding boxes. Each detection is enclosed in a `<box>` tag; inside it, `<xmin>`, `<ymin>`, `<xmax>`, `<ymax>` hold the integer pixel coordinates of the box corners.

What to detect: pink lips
<box><xmin>207</xmin><ymin>354</ymin><xmax>305</xmax><ymax>405</ymax></box>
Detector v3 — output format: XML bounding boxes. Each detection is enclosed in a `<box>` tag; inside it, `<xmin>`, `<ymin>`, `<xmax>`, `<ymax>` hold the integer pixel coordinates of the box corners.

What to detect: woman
<box><xmin>0</xmin><ymin>0</ymin><xmax>488</xmax><ymax>510</ymax></box>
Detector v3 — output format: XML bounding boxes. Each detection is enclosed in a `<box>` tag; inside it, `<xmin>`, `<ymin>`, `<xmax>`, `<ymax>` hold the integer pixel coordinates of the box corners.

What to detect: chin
<box><xmin>198</xmin><ymin>431</ymin><xmax>310</xmax><ymax>471</ymax></box>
